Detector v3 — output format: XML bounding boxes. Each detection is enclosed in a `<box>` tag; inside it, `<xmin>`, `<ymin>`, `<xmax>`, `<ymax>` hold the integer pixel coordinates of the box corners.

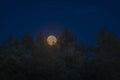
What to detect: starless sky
<box><xmin>0</xmin><ymin>0</ymin><xmax>120</xmax><ymax>45</ymax></box>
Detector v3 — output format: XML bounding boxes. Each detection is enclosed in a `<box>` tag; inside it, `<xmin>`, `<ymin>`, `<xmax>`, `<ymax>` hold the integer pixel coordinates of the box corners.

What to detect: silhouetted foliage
<box><xmin>59</xmin><ymin>29</ymin><xmax>77</xmax><ymax>49</ymax></box>
<box><xmin>22</xmin><ymin>32</ymin><xmax>35</xmax><ymax>50</ymax></box>
<box><xmin>95</xmin><ymin>28</ymin><xmax>120</xmax><ymax>80</ymax></box>
<box><xmin>0</xmin><ymin>28</ymin><xmax>120</xmax><ymax>80</ymax></box>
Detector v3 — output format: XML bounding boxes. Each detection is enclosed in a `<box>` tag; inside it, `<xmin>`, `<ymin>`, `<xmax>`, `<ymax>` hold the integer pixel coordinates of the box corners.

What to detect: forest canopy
<box><xmin>0</xmin><ymin>28</ymin><xmax>120</xmax><ymax>80</ymax></box>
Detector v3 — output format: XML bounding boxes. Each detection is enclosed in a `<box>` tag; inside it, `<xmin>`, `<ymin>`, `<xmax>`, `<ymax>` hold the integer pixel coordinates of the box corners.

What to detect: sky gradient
<box><xmin>0</xmin><ymin>0</ymin><xmax>120</xmax><ymax>45</ymax></box>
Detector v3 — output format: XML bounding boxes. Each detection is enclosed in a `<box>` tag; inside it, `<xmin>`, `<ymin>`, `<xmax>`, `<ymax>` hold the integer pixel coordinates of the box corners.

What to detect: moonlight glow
<box><xmin>47</xmin><ymin>35</ymin><xmax>57</xmax><ymax>46</ymax></box>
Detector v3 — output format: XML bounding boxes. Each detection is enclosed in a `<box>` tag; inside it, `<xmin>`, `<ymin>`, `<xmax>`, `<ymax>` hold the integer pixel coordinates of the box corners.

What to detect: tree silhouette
<box><xmin>0</xmin><ymin>28</ymin><xmax>120</xmax><ymax>80</ymax></box>
<box><xmin>59</xmin><ymin>29</ymin><xmax>77</xmax><ymax>49</ymax></box>
<box><xmin>22</xmin><ymin>32</ymin><xmax>35</xmax><ymax>50</ymax></box>
<box><xmin>36</xmin><ymin>32</ymin><xmax>46</xmax><ymax>51</ymax></box>
<box><xmin>95</xmin><ymin>28</ymin><xmax>120</xmax><ymax>80</ymax></box>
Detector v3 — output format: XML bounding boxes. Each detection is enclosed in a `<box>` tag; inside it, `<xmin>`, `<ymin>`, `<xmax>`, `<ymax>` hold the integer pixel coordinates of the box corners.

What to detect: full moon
<box><xmin>47</xmin><ymin>35</ymin><xmax>57</xmax><ymax>46</ymax></box>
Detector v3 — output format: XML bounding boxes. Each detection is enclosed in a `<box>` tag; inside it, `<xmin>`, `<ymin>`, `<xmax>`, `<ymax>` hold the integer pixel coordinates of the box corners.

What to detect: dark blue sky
<box><xmin>0</xmin><ymin>0</ymin><xmax>120</xmax><ymax>45</ymax></box>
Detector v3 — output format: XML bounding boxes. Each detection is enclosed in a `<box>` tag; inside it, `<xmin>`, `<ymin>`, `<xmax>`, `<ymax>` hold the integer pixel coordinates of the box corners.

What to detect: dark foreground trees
<box><xmin>0</xmin><ymin>28</ymin><xmax>120</xmax><ymax>80</ymax></box>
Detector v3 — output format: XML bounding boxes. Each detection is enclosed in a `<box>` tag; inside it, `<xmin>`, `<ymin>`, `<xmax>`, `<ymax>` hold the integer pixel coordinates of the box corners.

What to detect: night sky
<box><xmin>0</xmin><ymin>0</ymin><xmax>120</xmax><ymax>45</ymax></box>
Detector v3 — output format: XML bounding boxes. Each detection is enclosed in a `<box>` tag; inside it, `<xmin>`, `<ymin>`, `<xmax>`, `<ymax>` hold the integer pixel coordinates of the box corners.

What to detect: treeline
<box><xmin>0</xmin><ymin>28</ymin><xmax>120</xmax><ymax>80</ymax></box>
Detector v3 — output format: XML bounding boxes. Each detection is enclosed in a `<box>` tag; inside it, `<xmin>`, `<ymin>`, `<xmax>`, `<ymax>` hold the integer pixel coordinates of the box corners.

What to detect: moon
<box><xmin>47</xmin><ymin>35</ymin><xmax>57</xmax><ymax>46</ymax></box>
